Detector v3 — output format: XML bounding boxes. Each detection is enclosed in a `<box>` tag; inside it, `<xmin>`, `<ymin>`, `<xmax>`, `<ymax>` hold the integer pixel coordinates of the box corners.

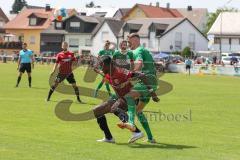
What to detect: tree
<box><xmin>85</xmin><ymin>1</ymin><xmax>101</xmax><ymax>8</ymax></box>
<box><xmin>205</xmin><ymin>7</ymin><xmax>238</xmax><ymax>34</ymax></box>
<box><xmin>10</xmin><ymin>0</ymin><xmax>27</xmax><ymax>14</ymax></box>
<box><xmin>182</xmin><ymin>47</ymin><xmax>192</xmax><ymax>58</ymax></box>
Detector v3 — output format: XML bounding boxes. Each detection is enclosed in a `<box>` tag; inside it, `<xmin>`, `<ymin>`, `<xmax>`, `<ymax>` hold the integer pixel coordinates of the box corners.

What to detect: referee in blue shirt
<box><xmin>16</xmin><ymin>43</ymin><xmax>34</xmax><ymax>87</ymax></box>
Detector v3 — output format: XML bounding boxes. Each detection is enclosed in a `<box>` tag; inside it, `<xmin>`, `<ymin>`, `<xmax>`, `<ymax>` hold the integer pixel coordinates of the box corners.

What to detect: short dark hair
<box><xmin>100</xmin><ymin>55</ymin><xmax>112</xmax><ymax>66</ymax></box>
<box><xmin>23</xmin><ymin>42</ymin><xmax>27</xmax><ymax>45</ymax></box>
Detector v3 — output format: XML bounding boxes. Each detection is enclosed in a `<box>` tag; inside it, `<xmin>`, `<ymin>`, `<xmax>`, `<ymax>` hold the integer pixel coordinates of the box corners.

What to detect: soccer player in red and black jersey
<box><xmin>46</xmin><ymin>42</ymin><xmax>82</xmax><ymax>103</ymax></box>
<box><xmin>92</xmin><ymin>56</ymin><xmax>159</xmax><ymax>143</ymax></box>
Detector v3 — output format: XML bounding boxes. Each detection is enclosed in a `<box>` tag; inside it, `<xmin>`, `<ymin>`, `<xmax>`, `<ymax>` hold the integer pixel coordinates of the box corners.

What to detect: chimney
<box><xmin>187</xmin><ymin>6</ymin><xmax>193</xmax><ymax>11</ymax></box>
<box><xmin>156</xmin><ymin>2</ymin><xmax>160</xmax><ymax>7</ymax></box>
<box><xmin>45</xmin><ymin>4</ymin><xmax>51</xmax><ymax>11</ymax></box>
<box><xmin>166</xmin><ymin>3</ymin><xmax>170</xmax><ymax>9</ymax></box>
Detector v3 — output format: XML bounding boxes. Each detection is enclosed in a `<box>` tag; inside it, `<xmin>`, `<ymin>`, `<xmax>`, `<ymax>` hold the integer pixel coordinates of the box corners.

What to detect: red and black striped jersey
<box><xmin>56</xmin><ymin>51</ymin><xmax>76</xmax><ymax>74</ymax></box>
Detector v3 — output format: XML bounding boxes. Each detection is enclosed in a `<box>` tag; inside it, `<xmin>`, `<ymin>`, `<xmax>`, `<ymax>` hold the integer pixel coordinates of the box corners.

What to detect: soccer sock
<box><xmin>125</xmin><ymin>96</ymin><xmax>136</xmax><ymax>126</ymax></box>
<box><xmin>97</xmin><ymin>115</ymin><xmax>113</xmax><ymax>140</ymax></box>
<box><xmin>74</xmin><ymin>86</ymin><xmax>80</xmax><ymax>99</ymax></box>
<box><xmin>105</xmin><ymin>83</ymin><xmax>111</xmax><ymax>95</ymax></box>
<box><xmin>137</xmin><ymin>112</ymin><xmax>153</xmax><ymax>140</ymax></box>
<box><xmin>28</xmin><ymin>77</ymin><xmax>32</xmax><ymax>86</ymax></box>
<box><xmin>96</xmin><ymin>81</ymin><xmax>104</xmax><ymax>90</ymax></box>
<box><xmin>16</xmin><ymin>76</ymin><xmax>21</xmax><ymax>85</ymax></box>
<box><xmin>47</xmin><ymin>86</ymin><xmax>55</xmax><ymax>100</ymax></box>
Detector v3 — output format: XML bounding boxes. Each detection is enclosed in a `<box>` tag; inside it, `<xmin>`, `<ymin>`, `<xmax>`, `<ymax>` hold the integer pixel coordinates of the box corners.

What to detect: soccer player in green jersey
<box><xmin>94</xmin><ymin>40</ymin><xmax>113</xmax><ymax>97</ymax></box>
<box><xmin>118</xmin><ymin>33</ymin><xmax>159</xmax><ymax>143</ymax></box>
<box><xmin>113</xmin><ymin>40</ymin><xmax>134</xmax><ymax>70</ymax></box>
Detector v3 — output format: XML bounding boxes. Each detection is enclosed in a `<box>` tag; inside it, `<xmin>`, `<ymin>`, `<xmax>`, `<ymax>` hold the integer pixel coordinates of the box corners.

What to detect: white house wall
<box><xmin>64</xmin><ymin>34</ymin><xmax>92</xmax><ymax>53</ymax></box>
<box><xmin>92</xmin><ymin>22</ymin><xmax>117</xmax><ymax>56</ymax></box>
<box><xmin>159</xmin><ymin>20</ymin><xmax>208</xmax><ymax>52</ymax></box>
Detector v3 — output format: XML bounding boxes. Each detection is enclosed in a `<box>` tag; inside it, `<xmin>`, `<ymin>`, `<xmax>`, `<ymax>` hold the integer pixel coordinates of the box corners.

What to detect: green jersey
<box><xmin>113</xmin><ymin>50</ymin><xmax>134</xmax><ymax>70</ymax></box>
<box><xmin>98</xmin><ymin>49</ymin><xmax>113</xmax><ymax>57</ymax></box>
<box><xmin>133</xmin><ymin>46</ymin><xmax>156</xmax><ymax>75</ymax></box>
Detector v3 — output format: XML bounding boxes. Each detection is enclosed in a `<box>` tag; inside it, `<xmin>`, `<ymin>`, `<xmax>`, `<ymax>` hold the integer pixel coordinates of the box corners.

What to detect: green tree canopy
<box><xmin>10</xmin><ymin>0</ymin><xmax>27</xmax><ymax>14</ymax></box>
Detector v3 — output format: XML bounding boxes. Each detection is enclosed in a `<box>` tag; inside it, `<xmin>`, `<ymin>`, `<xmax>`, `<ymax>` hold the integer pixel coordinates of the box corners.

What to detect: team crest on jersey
<box><xmin>62</xmin><ymin>58</ymin><xmax>71</xmax><ymax>62</ymax></box>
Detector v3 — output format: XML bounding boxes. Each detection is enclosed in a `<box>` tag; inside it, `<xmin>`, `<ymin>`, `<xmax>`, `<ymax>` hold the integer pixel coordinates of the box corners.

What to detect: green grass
<box><xmin>0</xmin><ymin>63</ymin><xmax>239</xmax><ymax>160</ymax></box>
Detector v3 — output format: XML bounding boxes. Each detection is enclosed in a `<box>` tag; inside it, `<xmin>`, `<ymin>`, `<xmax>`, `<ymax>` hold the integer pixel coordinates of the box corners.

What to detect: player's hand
<box><xmin>151</xmin><ymin>92</ymin><xmax>160</xmax><ymax>102</ymax></box>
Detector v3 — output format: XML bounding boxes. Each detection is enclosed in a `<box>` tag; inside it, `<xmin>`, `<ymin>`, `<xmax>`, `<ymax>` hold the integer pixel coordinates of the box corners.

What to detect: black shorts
<box><xmin>19</xmin><ymin>63</ymin><xmax>31</xmax><ymax>73</ymax></box>
<box><xmin>186</xmin><ymin>65</ymin><xmax>191</xmax><ymax>70</ymax></box>
<box><xmin>55</xmin><ymin>73</ymin><xmax>76</xmax><ymax>84</ymax></box>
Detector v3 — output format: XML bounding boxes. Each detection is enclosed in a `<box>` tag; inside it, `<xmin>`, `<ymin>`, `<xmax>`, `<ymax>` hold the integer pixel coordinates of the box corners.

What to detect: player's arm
<box><xmin>31</xmin><ymin>53</ymin><xmax>34</xmax><ymax>69</ymax></box>
<box><xmin>134</xmin><ymin>52</ymin><xmax>143</xmax><ymax>71</ymax></box>
<box><xmin>51</xmin><ymin>55</ymin><xmax>59</xmax><ymax>75</ymax></box>
<box><xmin>93</xmin><ymin>67</ymin><xmax>104</xmax><ymax>76</ymax></box>
<box><xmin>131</xmin><ymin>71</ymin><xmax>159</xmax><ymax>102</ymax></box>
<box><xmin>17</xmin><ymin>54</ymin><xmax>21</xmax><ymax>70</ymax></box>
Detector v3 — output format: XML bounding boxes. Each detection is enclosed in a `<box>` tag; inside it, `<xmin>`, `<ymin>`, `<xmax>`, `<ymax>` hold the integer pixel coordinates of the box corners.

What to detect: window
<box><xmin>70</xmin><ymin>22</ymin><xmax>80</xmax><ymax>28</ymax></box>
<box><xmin>214</xmin><ymin>37</ymin><xmax>221</xmax><ymax>44</ymax></box>
<box><xmin>175</xmin><ymin>32</ymin><xmax>182</xmax><ymax>50</ymax></box>
<box><xmin>0</xmin><ymin>21</ymin><xmax>4</xmax><ymax>27</ymax></box>
<box><xmin>189</xmin><ymin>33</ymin><xmax>195</xmax><ymax>50</ymax></box>
<box><xmin>85</xmin><ymin>39</ymin><xmax>92</xmax><ymax>46</ymax></box>
<box><xmin>80</xmin><ymin>12</ymin><xmax>86</xmax><ymax>16</ymax></box>
<box><xmin>29</xmin><ymin>18</ymin><xmax>37</xmax><ymax>26</ymax></box>
<box><xmin>156</xmin><ymin>29</ymin><xmax>165</xmax><ymax>36</ymax></box>
<box><xmin>56</xmin><ymin>22</ymin><xmax>62</xmax><ymax>28</ymax></box>
<box><xmin>136</xmin><ymin>8</ymin><xmax>142</xmax><ymax>17</ymax></box>
<box><xmin>30</xmin><ymin>36</ymin><xmax>35</xmax><ymax>44</ymax></box>
<box><xmin>130</xmin><ymin>29</ymin><xmax>139</xmax><ymax>34</ymax></box>
<box><xmin>69</xmin><ymin>38</ymin><xmax>79</xmax><ymax>48</ymax></box>
<box><xmin>101</xmin><ymin>31</ymin><xmax>109</xmax><ymax>41</ymax></box>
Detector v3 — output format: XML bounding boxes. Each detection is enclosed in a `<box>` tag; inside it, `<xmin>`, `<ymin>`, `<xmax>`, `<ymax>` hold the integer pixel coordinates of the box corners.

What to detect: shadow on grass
<box><xmin>116</xmin><ymin>142</ymin><xmax>197</xmax><ymax>150</ymax></box>
<box><xmin>31</xmin><ymin>87</ymin><xmax>48</xmax><ymax>90</ymax></box>
<box><xmin>47</xmin><ymin>100</ymin><xmax>97</xmax><ymax>106</ymax></box>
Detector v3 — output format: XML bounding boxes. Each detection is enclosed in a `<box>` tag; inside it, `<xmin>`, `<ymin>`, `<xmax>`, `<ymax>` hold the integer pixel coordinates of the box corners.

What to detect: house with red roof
<box><xmin>122</xmin><ymin>3</ymin><xmax>183</xmax><ymax>21</ymax></box>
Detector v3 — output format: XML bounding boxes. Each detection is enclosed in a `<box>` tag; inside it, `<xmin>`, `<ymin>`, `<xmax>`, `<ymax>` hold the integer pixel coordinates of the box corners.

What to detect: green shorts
<box><xmin>133</xmin><ymin>74</ymin><xmax>158</xmax><ymax>104</ymax></box>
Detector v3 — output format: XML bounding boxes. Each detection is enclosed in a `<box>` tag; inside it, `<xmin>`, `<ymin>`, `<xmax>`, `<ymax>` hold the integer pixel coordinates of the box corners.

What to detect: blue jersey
<box><xmin>19</xmin><ymin>50</ymin><xmax>33</xmax><ymax>63</ymax></box>
<box><xmin>185</xmin><ymin>59</ymin><xmax>192</xmax><ymax>66</ymax></box>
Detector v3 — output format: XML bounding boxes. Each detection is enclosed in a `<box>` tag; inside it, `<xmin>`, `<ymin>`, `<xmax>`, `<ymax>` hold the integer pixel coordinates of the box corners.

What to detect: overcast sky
<box><xmin>1</xmin><ymin>0</ymin><xmax>240</xmax><ymax>15</ymax></box>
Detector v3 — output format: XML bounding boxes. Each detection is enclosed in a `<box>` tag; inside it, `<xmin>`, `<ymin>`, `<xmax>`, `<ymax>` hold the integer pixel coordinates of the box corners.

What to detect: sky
<box><xmin>1</xmin><ymin>0</ymin><xmax>240</xmax><ymax>15</ymax></box>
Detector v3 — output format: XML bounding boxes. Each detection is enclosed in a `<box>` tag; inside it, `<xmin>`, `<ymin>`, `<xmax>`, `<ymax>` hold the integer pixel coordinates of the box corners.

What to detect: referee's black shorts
<box><xmin>19</xmin><ymin>63</ymin><xmax>31</xmax><ymax>73</ymax></box>
<box><xmin>55</xmin><ymin>73</ymin><xmax>76</xmax><ymax>84</ymax></box>
<box><xmin>186</xmin><ymin>65</ymin><xmax>191</xmax><ymax>70</ymax></box>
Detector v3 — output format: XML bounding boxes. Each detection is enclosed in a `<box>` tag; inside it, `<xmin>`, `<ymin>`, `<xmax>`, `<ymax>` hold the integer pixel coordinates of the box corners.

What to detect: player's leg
<box><xmin>94</xmin><ymin>97</ymin><xmax>127</xmax><ymax>143</ymax></box>
<box><xmin>16</xmin><ymin>64</ymin><xmax>25</xmax><ymax>87</ymax></box>
<box><xmin>16</xmin><ymin>72</ymin><xmax>23</xmax><ymax>87</ymax></box>
<box><xmin>96</xmin><ymin>115</ymin><xmax>115</xmax><ymax>143</ymax></box>
<box><xmin>94</xmin><ymin>100</ymin><xmax>115</xmax><ymax>142</ymax></box>
<box><xmin>135</xmin><ymin>80</ymin><xmax>157</xmax><ymax>143</ymax></box>
<box><xmin>46</xmin><ymin>74</ymin><xmax>62</xmax><ymax>101</ymax></box>
<box><xmin>67</xmin><ymin>73</ymin><xmax>82</xmax><ymax>103</ymax></box>
<box><xmin>27</xmin><ymin>72</ymin><xmax>32</xmax><ymax>87</ymax></box>
<box><xmin>26</xmin><ymin>63</ymin><xmax>32</xmax><ymax>87</ymax></box>
<box><xmin>105</xmin><ymin>83</ymin><xmax>111</xmax><ymax>96</ymax></box>
<box><xmin>94</xmin><ymin>78</ymin><xmax>104</xmax><ymax>97</ymax></box>
<box><xmin>136</xmin><ymin>100</ymin><xmax>155</xmax><ymax>143</ymax></box>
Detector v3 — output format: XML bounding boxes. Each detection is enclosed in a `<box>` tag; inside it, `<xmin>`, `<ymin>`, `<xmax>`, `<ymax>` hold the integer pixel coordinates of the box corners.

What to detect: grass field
<box><xmin>0</xmin><ymin>63</ymin><xmax>239</xmax><ymax>160</ymax></box>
